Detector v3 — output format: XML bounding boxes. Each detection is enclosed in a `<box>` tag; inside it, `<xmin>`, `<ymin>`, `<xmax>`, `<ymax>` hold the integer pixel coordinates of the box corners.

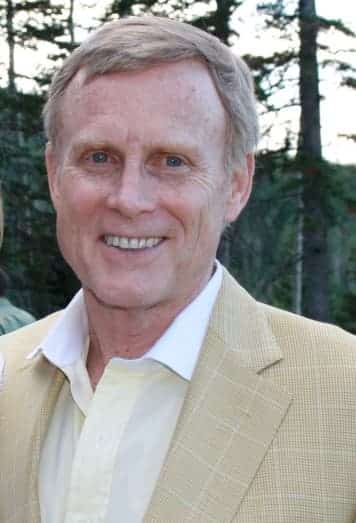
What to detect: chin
<box><xmin>85</xmin><ymin>283</ymin><xmax>157</xmax><ymax>311</ymax></box>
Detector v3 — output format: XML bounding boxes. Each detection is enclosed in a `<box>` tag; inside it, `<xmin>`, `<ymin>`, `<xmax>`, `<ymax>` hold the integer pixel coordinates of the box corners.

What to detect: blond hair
<box><xmin>43</xmin><ymin>16</ymin><xmax>259</xmax><ymax>167</ymax></box>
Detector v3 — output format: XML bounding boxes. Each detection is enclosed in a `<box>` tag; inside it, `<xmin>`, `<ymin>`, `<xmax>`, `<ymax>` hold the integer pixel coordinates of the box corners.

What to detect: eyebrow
<box><xmin>70</xmin><ymin>139</ymin><xmax>117</xmax><ymax>156</ymax></box>
<box><xmin>67</xmin><ymin>130</ymin><xmax>207</xmax><ymax>166</ymax></box>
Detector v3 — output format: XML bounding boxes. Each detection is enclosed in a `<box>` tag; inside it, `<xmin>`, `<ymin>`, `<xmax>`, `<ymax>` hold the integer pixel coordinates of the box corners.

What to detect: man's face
<box><xmin>46</xmin><ymin>60</ymin><xmax>253</xmax><ymax>312</ymax></box>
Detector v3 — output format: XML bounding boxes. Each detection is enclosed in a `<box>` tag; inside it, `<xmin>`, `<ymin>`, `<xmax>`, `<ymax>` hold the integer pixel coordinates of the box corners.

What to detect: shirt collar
<box><xmin>141</xmin><ymin>262</ymin><xmax>222</xmax><ymax>379</ymax></box>
<box><xmin>27</xmin><ymin>290</ymin><xmax>88</xmax><ymax>367</ymax></box>
<box><xmin>28</xmin><ymin>261</ymin><xmax>222</xmax><ymax>382</ymax></box>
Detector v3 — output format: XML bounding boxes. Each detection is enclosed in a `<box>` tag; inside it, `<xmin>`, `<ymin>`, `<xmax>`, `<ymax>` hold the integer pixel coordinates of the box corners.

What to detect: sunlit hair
<box><xmin>43</xmin><ymin>16</ymin><xmax>259</xmax><ymax>168</ymax></box>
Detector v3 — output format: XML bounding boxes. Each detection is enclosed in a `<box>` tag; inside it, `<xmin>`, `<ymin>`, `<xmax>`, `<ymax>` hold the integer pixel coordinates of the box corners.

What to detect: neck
<box><xmin>84</xmin><ymin>263</ymin><xmax>217</xmax><ymax>387</ymax></box>
<box><xmin>84</xmin><ymin>288</ymin><xmax>201</xmax><ymax>388</ymax></box>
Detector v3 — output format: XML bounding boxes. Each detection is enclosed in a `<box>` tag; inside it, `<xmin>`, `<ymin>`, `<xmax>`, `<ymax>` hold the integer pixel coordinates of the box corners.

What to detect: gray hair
<box><xmin>43</xmin><ymin>16</ymin><xmax>259</xmax><ymax>167</ymax></box>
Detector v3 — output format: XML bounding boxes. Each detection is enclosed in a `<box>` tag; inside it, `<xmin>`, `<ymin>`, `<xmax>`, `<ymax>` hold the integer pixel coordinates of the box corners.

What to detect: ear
<box><xmin>224</xmin><ymin>153</ymin><xmax>254</xmax><ymax>224</ymax></box>
<box><xmin>45</xmin><ymin>142</ymin><xmax>60</xmax><ymax>210</ymax></box>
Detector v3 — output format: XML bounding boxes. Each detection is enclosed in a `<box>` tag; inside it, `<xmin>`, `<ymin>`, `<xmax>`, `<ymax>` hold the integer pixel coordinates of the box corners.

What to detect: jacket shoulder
<box><xmin>260</xmin><ymin>302</ymin><xmax>356</xmax><ymax>366</ymax></box>
<box><xmin>0</xmin><ymin>311</ymin><xmax>62</xmax><ymax>371</ymax></box>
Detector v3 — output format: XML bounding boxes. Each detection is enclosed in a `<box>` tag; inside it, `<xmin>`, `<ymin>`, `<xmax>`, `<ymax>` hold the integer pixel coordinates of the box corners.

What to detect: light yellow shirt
<box><xmin>32</xmin><ymin>263</ymin><xmax>222</xmax><ymax>522</ymax></box>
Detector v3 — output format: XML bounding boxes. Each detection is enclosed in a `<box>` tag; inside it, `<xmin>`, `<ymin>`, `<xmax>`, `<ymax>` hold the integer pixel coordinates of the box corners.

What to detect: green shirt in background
<box><xmin>0</xmin><ymin>297</ymin><xmax>35</xmax><ymax>335</ymax></box>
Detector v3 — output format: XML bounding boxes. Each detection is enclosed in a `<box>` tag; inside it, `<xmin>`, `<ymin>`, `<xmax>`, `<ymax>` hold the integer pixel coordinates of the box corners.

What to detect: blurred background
<box><xmin>0</xmin><ymin>0</ymin><xmax>355</xmax><ymax>332</ymax></box>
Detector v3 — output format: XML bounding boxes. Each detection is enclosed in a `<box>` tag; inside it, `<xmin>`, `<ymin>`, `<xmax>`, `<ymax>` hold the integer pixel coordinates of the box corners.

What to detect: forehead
<box><xmin>60</xmin><ymin>60</ymin><xmax>227</xmax><ymax>146</ymax></box>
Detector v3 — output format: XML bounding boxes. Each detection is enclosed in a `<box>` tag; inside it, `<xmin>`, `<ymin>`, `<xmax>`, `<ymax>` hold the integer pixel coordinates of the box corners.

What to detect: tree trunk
<box><xmin>298</xmin><ymin>0</ymin><xmax>329</xmax><ymax>321</ymax></box>
<box><xmin>213</xmin><ymin>0</ymin><xmax>233</xmax><ymax>44</ymax></box>
<box><xmin>294</xmin><ymin>173</ymin><xmax>303</xmax><ymax>315</ymax></box>
<box><xmin>68</xmin><ymin>0</ymin><xmax>75</xmax><ymax>46</ymax></box>
<box><xmin>6</xmin><ymin>0</ymin><xmax>16</xmax><ymax>94</ymax></box>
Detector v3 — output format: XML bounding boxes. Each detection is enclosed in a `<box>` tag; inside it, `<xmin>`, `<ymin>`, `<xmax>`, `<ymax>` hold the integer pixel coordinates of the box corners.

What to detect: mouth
<box><xmin>103</xmin><ymin>235</ymin><xmax>164</xmax><ymax>250</ymax></box>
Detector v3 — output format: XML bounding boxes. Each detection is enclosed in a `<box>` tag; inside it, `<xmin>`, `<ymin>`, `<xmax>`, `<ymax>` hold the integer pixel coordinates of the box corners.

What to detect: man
<box><xmin>0</xmin><ymin>16</ymin><xmax>355</xmax><ymax>523</ymax></box>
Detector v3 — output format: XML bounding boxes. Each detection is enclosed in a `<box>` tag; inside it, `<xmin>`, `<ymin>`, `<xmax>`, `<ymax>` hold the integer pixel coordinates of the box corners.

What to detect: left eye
<box><xmin>91</xmin><ymin>151</ymin><xmax>109</xmax><ymax>163</ymax></box>
<box><xmin>166</xmin><ymin>156</ymin><xmax>183</xmax><ymax>167</ymax></box>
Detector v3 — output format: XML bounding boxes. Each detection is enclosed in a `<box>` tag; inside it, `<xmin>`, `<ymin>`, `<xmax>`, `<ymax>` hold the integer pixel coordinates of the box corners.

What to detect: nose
<box><xmin>106</xmin><ymin>161</ymin><xmax>157</xmax><ymax>218</ymax></box>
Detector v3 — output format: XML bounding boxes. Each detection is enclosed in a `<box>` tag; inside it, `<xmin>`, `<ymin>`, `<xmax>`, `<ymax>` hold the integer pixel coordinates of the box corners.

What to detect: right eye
<box><xmin>91</xmin><ymin>151</ymin><xmax>109</xmax><ymax>163</ymax></box>
<box><xmin>82</xmin><ymin>150</ymin><xmax>119</xmax><ymax>175</ymax></box>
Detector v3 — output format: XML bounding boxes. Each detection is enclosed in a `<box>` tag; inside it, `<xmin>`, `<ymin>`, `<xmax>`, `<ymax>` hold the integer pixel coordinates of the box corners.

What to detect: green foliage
<box><xmin>230</xmin><ymin>151</ymin><xmax>301</xmax><ymax>308</ymax></box>
<box><xmin>0</xmin><ymin>0</ymin><xmax>67</xmax><ymax>46</ymax></box>
<box><xmin>330</xmin><ymin>206</ymin><xmax>356</xmax><ymax>334</ymax></box>
<box><xmin>0</xmin><ymin>89</ymin><xmax>79</xmax><ymax>318</ymax></box>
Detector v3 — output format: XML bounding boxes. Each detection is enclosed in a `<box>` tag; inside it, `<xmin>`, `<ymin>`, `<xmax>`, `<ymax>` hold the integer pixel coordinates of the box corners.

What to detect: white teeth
<box><xmin>104</xmin><ymin>235</ymin><xmax>162</xmax><ymax>250</ymax></box>
<box><xmin>120</xmin><ymin>237</ymin><xmax>129</xmax><ymax>249</ymax></box>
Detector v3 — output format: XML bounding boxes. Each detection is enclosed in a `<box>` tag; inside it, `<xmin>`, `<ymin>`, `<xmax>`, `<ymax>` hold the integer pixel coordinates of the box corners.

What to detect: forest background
<box><xmin>0</xmin><ymin>0</ymin><xmax>355</xmax><ymax>332</ymax></box>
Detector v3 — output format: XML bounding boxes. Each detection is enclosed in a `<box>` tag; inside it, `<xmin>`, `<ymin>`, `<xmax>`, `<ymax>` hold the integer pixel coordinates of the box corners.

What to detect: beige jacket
<box><xmin>1</xmin><ymin>270</ymin><xmax>356</xmax><ymax>522</ymax></box>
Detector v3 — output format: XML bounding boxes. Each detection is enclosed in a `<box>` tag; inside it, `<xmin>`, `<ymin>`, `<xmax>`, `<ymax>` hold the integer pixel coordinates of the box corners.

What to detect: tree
<box><xmin>241</xmin><ymin>0</ymin><xmax>356</xmax><ymax>322</ymax></box>
<box><xmin>0</xmin><ymin>0</ymin><xmax>79</xmax><ymax>316</ymax></box>
<box><xmin>297</xmin><ymin>0</ymin><xmax>328</xmax><ymax>320</ymax></box>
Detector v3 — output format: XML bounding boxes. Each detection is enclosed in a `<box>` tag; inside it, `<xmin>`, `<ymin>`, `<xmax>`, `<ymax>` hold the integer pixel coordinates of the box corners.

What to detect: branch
<box><xmin>342</xmin><ymin>77</ymin><xmax>356</xmax><ymax>89</ymax></box>
<box><xmin>338</xmin><ymin>133</ymin><xmax>356</xmax><ymax>142</ymax></box>
<box><xmin>317</xmin><ymin>16</ymin><xmax>356</xmax><ymax>37</ymax></box>
<box><xmin>259</xmin><ymin>101</ymin><xmax>300</xmax><ymax>117</ymax></box>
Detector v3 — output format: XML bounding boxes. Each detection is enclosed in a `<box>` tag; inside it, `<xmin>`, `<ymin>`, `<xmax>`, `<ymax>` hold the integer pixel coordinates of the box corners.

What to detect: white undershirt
<box><xmin>29</xmin><ymin>262</ymin><xmax>222</xmax><ymax>523</ymax></box>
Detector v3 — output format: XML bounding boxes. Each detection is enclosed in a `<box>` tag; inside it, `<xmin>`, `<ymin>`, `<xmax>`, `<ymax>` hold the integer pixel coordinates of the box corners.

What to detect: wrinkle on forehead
<box><xmin>59</xmin><ymin>60</ymin><xmax>228</xmax><ymax>156</ymax></box>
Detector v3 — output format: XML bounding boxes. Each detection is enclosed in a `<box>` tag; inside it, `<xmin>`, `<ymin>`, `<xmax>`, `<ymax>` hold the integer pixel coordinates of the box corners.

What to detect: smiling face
<box><xmin>46</xmin><ymin>60</ymin><xmax>253</xmax><ymax>313</ymax></box>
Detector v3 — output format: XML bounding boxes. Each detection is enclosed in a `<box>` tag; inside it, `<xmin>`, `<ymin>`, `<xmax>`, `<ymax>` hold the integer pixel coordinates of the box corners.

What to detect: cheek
<box><xmin>169</xmin><ymin>183</ymin><xmax>224</xmax><ymax>243</ymax></box>
<box><xmin>59</xmin><ymin>178</ymin><xmax>103</xmax><ymax>220</ymax></box>
<box><xmin>165</xmin><ymin>189</ymin><xmax>204</xmax><ymax>232</ymax></box>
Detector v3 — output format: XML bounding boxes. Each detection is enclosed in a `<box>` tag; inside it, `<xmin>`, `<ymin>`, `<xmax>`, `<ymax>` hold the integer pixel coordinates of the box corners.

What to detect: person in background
<box><xmin>0</xmin><ymin>268</ymin><xmax>35</xmax><ymax>334</ymax></box>
<box><xmin>0</xmin><ymin>16</ymin><xmax>355</xmax><ymax>523</ymax></box>
<box><xmin>0</xmin><ymin>191</ymin><xmax>35</xmax><ymax>334</ymax></box>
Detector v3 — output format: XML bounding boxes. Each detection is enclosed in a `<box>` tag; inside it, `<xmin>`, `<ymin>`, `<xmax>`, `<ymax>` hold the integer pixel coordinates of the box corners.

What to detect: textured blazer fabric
<box><xmin>1</xmin><ymin>268</ymin><xmax>356</xmax><ymax>522</ymax></box>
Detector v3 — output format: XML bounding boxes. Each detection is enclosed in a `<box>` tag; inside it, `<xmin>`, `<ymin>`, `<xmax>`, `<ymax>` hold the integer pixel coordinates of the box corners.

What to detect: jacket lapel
<box><xmin>145</xmin><ymin>270</ymin><xmax>292</xmax><ymax>522</ymax></box>
<box><xmin>28</xmin><ymin>359</ymin><xmax>66</xmax><ymax>522</ymax></box>
<box><xmin>0</xmin><ymin>314</ymin><xmax>65</xmax><ymax>523</ymax></box>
